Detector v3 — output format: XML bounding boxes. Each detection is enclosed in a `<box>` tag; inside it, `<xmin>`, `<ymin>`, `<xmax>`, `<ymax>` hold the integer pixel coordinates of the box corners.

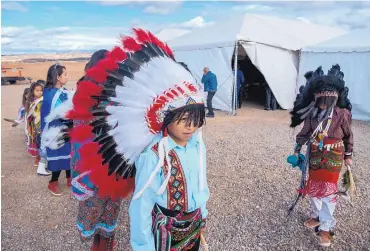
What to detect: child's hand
<box><xmin>345</xmin><ymin>158</ymin><xmax>353</xmax><ymax>167</ymax></box>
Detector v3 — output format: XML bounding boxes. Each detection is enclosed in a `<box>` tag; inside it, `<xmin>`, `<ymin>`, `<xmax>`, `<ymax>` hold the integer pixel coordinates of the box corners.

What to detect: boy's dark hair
<box><xmin>45</xmin><ymin>63</ymin><xmax>66</xmax><ymax>88</ymax></box>
<box><xmin>25</xmin><ymin>82</ymin><xmax>43</xmax><ymax>112</ymax></box>
<box><xmin>22</xmin><ymin>88</ymin><xmax>30</xmax><ymax>107</ymax></box>
<box><xmin>161</xmin><ymin>104</ymin><xmax>206</xmax><ymax>131</ymax></box>
<box><xmin>161</xmin><ymin>64</ymin><xmax>205</xmax><ymax>131</ymax></box>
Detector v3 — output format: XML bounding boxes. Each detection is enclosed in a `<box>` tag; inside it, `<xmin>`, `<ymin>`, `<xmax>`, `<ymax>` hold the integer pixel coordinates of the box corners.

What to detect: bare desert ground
<box><xmin>2</xmin><ymin>52</ymin><xmax>94</xmax><ymax>82</ymax></box>
<box><xmin>2</xmin><ymin>61</ymin><xmax>87</xmax><ymax>82</ymax></box>
<box><xmin>1</xmin><ymin>81</ymin><xmax>370</xmax><ymax>250</ymax></box>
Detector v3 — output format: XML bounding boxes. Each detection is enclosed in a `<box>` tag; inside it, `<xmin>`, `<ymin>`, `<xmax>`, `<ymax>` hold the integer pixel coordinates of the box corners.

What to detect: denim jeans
<box><xmin>264</xmin><ymin>84</ymin><xmax>277</xmax><ymax>110</ymax></box>
<box><xmin>207</xmin><ymin>91</ymin><xmax>216</xmax><ymax>115</ymax></box>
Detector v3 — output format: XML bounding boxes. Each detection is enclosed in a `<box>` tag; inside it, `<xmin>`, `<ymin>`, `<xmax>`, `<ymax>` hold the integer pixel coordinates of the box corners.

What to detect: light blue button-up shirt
<box><xmin>129</xmin><ymin>133</ymin><xmax>209</xmax><ymax>251</ymax></box>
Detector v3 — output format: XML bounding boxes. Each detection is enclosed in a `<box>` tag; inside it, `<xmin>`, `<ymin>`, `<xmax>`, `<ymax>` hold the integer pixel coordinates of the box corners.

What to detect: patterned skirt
<box><xmin>26</xmin><ymin>123</ymin><xmax>40</xmax><ymax>157</ymax></box>
<box><xmin>152</xmin><ymin>204</ymin><xmax>204</xmax><ymax>251</ymax></box>
<box><xmin>307</xmin><ymin>138</ymin><xmax>344</xmax><ymax>198</ymax></box>
<box><xmin>77</xmin><ymin>196</ymin><xmax>122</xmax><ymax>241</ymax></box>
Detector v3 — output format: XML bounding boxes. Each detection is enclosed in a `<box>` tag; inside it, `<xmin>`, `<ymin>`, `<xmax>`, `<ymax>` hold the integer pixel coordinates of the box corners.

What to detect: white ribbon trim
<box><xmin>133</xmin><ymin>138</ymin><xmax>166</xmax><ymax>200</ymax></box>
<box><xmin>47</xmin><ymin>155</ymin><xmax>71</xmax><ymax>161</ymax></box>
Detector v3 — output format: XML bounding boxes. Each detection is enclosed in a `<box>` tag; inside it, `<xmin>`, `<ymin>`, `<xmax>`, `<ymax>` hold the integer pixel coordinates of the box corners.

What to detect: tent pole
<box><xmin>232</xmin><ymin>41</ymin><xmax>239</xmax><ymax>116</ymax></box>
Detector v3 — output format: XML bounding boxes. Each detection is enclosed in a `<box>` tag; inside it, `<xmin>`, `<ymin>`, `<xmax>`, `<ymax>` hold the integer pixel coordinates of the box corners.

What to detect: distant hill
<box><xmin>1</xmin><ymin>52</ymin><xmax>92</xmax><ymax>63</ymax></box>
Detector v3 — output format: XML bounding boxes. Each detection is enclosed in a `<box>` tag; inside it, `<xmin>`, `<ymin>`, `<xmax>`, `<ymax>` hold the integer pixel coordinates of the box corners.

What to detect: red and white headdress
<box><xmin>46</xmin><ymin>28</ymin><xmax>205</xmax><ymax>199</ymax></box>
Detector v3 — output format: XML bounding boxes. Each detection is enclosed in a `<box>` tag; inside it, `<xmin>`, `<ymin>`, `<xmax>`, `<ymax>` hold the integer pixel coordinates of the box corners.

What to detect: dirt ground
<box><xmin>1</xmin><ymin>83</ymin><xmax>370</xmax><ymax>251</ymax></box>
<box><xmin>2</xmin><ymin>61</ymin><xmax>87</xmax><ymax>82</ymax></box>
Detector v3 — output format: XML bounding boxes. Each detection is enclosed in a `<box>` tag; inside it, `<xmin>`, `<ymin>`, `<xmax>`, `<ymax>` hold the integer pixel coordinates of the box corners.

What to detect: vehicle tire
<box><xmin>9</xmin><ymin>80</ymin><xmax>16</xmax><ymax>85</ymax></box>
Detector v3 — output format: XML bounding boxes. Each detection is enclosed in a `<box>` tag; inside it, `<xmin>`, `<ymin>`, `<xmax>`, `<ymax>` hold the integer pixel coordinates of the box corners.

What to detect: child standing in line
<box><xmin>25</xmin><ymin>82</ymin><xmax>50</xmax><ymax>175</ymax></box>
<box><xmin>40</xmin><ymin>63</ymin><xmax>72</xmax><ymax>195</ymax></box>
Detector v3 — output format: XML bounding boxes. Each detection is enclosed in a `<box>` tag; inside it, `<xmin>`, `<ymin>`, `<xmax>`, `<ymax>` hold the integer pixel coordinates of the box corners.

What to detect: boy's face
<box><xmin>167</xmin><ymin>113</ymin><xmax>197</xmax><ymax>146</ymax></box>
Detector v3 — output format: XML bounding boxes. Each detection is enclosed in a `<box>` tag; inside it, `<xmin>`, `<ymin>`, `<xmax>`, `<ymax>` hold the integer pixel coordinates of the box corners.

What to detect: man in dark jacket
<box><xmin>201</xmin><ymin>67</ymin><xmax>218</xmax><ymax>117</ymax></box>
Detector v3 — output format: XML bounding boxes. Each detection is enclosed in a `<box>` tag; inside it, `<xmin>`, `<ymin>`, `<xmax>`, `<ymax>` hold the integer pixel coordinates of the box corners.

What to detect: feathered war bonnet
<box><xmin>290</xmin><ymin>64</ymin><xmax>351</xmax><ymax>128</ymax></box>
<box><xmin>63</xmin><ymin>28</ymin><xmax>206</xmax><ymax>199</ymax></box>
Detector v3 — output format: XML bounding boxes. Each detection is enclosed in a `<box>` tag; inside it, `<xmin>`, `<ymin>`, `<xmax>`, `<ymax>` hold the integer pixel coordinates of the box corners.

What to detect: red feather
<box><xmin>66</xmin><ymin>108</ymin><xmax>93</xmax><ymax>121</ymax></box>
<box><xmin>76</xmin><ymin>81</ymin><xmax>103</xmax><ymax>96</ymax></box>
<box><xmin>164</xmin><ymin>43</ymin><xmax>174</xmax><ymax>58</ymax></box>
<box><xmin>171</xmin><ymin>89</ymin><xmax>179</xmax><ymax>97</ymax></box>
<box><xmin>77</xmin><ymin>140</ymin><xmax>135</xmax><ymax>199</ymax></box>
<box><xmin>79</xmin><ymin>143</ymin><xmax>102</xmax><ymax>173</ymax></box>
<box><xmin>91</xmin><ymin>167</ymin><xmax>135</xmax><ymax>200</ymax></box>
<box><xmin>98</xmin><ymin>58</ymin><xmax>118</xmax><ymax>72</ymax></box>
<box><xmin>79</xmin><ymin>142</ymin><xmax>100</xmax><ymax>158</ymax></box>
<box><xmin>166</xmin><ymin>92</ymin><xmax>174</xmax><ymax>100</ymax></box>
<box><xmin>86</xmin><ymin>67</ymin><xmax>108</xmax><ymax>83</ymax></box>
<box><xmin>147</xmin><ymin>31</ymin><xmax>157</xmax><ymax>44</ymax></box>
<box><xmin>109</xmin><ymin>46</ymin><xmax>127</xmax><ymax>62</ymax></box>
<box><xmin>122</xmin><ymin>36</ymin><xmax>142</xmax><ymax>52</ymax></box>
<box><xmin>133</xmin><ymin>28</ymin><xmax>151</xmax><ymax>44</ymax></box>
<box><xmin>72</xmin><ymin>92</ymin><xmax>96</xmax><ymax>110</ymax></box>
<box><xmin>89</xmin><ymin>163</ymin><xmax>107</xmax><ymax>183</ymax></box>
<box><xmin>186</xmin><ymin>83</ymin><xmax>197</xmax><ymax>92</ymax></box>
<box><xmin>70</xmin><ymin>124</ymin><xmax>94</xmax><ymax>143</ymax></box>
<box><xmin>158</xmin><ymin>96</ymin><xmax>168</xmax><ymax>103</ymax></box>
<box><xmin>80</xmin><ymin>153</ymin><xmax>103</xmax><ymax>172</ymax></box>
<box><xmin>148</xmin><ymin>31</ymin><xmax>166</xmax><ymax>52</ymax></box>
<box><xmin>177</xmin><ymin>86</ymin><xmax>185</xmax><ymax>95</ymax></box>
<box><xmin>109</xmin><ymin>177</ymin><xmax>135</xmax><ymax>200</ymax></box>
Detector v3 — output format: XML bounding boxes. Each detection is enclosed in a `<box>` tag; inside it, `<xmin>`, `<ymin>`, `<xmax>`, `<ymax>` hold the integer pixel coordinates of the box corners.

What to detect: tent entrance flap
<box><xmin>233</xmin><ymin>45</ymin><xmax>267</xmax><ymax>108</ymax></box>
<box><xmin>240</xmin><ymin>41</ymin><xmax>300</xmax><ymax>110</ymax></box>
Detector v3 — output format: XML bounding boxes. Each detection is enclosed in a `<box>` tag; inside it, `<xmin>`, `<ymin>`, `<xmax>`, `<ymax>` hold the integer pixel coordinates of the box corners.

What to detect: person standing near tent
<box><xmin>263</xmin><ymin>80</ymin><xmax>277</xmax><ymax>111</ymax></box>
<box><xmin>235</xmin><ymin>65</ymin><xmax>245</xmax><ymax>109</ymax></box>
<box><xmin>289</xmin><ymin>65</ymin><xmax>353</xmax><ymax>247</ymax></box>
<box><xmin>201</xmin><ymin>67</ymin><xmax>217</xmax><ymax>117</ymax></box>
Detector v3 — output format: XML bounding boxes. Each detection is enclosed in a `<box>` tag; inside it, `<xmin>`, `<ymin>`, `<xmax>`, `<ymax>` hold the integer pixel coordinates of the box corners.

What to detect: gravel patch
<box><xmin>2</xmin><ymin>102</ymin><xmax>370</xmax><ymax>251</ymax></box>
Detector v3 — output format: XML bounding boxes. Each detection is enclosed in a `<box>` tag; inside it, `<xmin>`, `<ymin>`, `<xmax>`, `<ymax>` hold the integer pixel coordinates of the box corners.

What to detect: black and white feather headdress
<box><xmin>290</xmin><ymin>64</ymin><xmax>351</xmax><ymax>127</ymax></box>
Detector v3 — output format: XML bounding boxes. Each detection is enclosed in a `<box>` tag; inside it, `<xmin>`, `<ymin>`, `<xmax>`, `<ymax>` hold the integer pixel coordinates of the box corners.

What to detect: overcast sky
<box><xmin>2</xmin><ymin>1</ymin><xmax>370</xmax><ymax>54</ymax></box>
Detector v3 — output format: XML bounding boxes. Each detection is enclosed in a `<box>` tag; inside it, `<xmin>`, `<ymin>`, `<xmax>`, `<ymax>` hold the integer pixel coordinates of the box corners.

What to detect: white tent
<box><xmin>299</xmin><ymin>28</ymin><xmax>370</xmax><ymax>121</ymax></box>
<box><xmin>155</xmin><ymin>28</ymin><xmax>191</xmax><ymax>42</ymax></box>
<box><xmin>168</xmin><ymin>14</ymin><xmax>345</xmax><ymax>113</ymax></box>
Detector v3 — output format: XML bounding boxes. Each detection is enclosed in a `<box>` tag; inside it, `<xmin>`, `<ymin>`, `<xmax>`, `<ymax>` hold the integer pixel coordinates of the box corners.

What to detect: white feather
<box><xmin>157</xmin><ymin>137</ymin><xmax>172</xmax><ymax>195</ymax></box>
<box><xmin>45</xmin><ymin>90</ymin><xmax>75</xmax><ymax>123</ymax></box>
<box><xmin>198</xmin><ymin>129</ymin><xmax>205</xmax><ymax>191</ymax></box>
<box><xmin>108</xmin><ymin>57</ymin><xmax>201</xmax><ymax>164</ymax></box>
<box><xmin>42</xmin><ymin>125</ymin><xmax>67</xmax><ymax>150</ymax></box>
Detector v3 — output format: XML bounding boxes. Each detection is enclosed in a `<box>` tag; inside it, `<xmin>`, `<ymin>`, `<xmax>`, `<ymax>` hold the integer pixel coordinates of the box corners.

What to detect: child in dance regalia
<box><xmin>70</xmin><ymin>50</ymin><xmax>126</xmax><ymax>251</ymax></box>
<box><xmin>25</xmin><ymin>82</ymin><xmax>50</xmax><ymax>175</ymax></box>
<box><xmin>41</xmin><ymin>28</ymin><xmax>210</xmax><ymax>251</ymax></box>
<box><xmin>40</xmin><ymin>63</ymin><xmax>72</xmax><ymax>195</ymax></box>
<box><xmin>290</xmin><ymin>65</ymin><xmax>353</xmax><ymax>247</ymax></box>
